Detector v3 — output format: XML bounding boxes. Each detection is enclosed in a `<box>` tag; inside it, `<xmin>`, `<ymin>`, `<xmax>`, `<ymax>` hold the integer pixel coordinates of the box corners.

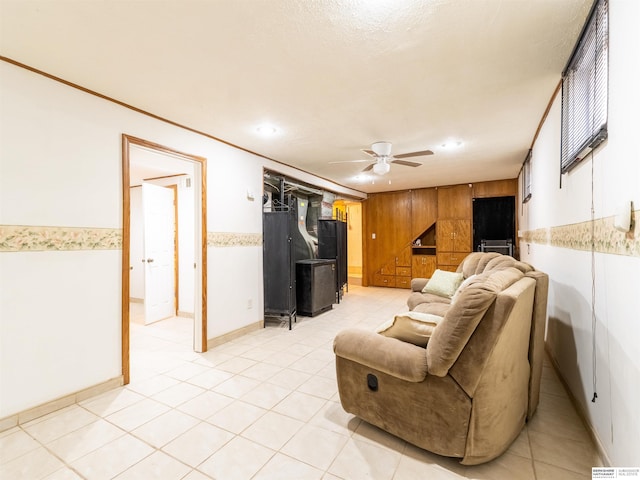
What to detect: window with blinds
<box><xmin>561</xmin><ymin>0</ymin><xmax>608</xmax><ymax>174</ymax></box>
<box><xmin>522</xmin><ymin>150</ymin><xmax>532</xmax><ymax>203</ymax></box>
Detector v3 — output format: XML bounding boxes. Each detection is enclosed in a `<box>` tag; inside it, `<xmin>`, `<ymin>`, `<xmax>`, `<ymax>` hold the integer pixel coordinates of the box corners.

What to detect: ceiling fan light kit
<box><xmin>332</xmin><ymin>141</ymin><xmax>435</xmax><ymax>175</ymax></box>
<box><xmin>372</xmin><ymin>161</ymin><xmax>391</xmax><ymax>175</ymax></box>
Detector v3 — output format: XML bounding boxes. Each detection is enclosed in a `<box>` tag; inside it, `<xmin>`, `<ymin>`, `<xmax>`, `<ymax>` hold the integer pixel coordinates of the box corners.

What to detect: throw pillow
<box><xmin>376</xmin><ymin>311</ymin><xmax>443</xmax><ymax>347</ymax></box>
<box><xmin>421</xmin><ymin>269</ymin><xmax>464</xmax><ymax>298</ymax></box>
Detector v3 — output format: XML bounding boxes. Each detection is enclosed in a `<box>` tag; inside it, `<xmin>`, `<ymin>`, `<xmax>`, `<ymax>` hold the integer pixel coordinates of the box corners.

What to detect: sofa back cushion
<box><xmin>458</xmin><ymin>252</ymin><xmax>534</xmax><ymax>278</ymax></box>
<box><xmin>458</xmin><ymin>252</ymin><xmax>502</xmax><ymax>278</ymax></box>
<box><xmin>426</xmin><ymin>267</ymin><xmax>524</xmax><ymax>377</ymax></box>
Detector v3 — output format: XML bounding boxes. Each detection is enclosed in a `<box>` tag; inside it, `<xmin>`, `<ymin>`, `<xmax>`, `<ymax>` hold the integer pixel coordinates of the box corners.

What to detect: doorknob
<box><xmin>146</xmin><ymin>258</ymin><xmax>154</xmax><ymax>263</ymax></box>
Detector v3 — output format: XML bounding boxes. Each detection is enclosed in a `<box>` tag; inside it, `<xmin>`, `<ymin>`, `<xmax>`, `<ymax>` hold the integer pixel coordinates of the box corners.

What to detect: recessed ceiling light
<box><xmin>256</xmin><ymin>124</ymin><xmax>278</xmax><ymax>135</ymax></box>
<box><xmin>441</xmin><ymin>140</ymin><xmax>463</xmax><ymax>149</ymax></box>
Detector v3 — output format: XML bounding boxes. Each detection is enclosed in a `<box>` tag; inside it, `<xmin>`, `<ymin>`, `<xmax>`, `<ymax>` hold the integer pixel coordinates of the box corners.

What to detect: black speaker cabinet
<box><xmin>296</xmin><ymin>259</ymin><xmax>336</xmax><ymax>317</ymax></box>
<box><xmin>263</xmin><ymin>210</ymin><xmax>296</xmax><ymax>328</ymax></box>
<box><xmin>317</xmin><ymin>219</ymin><xmax>347</xmax><ymax>300</ymax></box>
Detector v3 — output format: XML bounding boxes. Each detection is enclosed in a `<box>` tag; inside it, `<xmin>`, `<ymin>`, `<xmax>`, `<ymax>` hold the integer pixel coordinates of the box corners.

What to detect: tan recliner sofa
<box><xmin>333</xmin><ymin>252</ymin><xmax>549</xmax><ymax>465</ymax></box>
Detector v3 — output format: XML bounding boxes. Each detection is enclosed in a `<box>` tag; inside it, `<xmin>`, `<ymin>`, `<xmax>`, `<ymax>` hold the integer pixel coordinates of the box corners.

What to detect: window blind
<box><xmin>561</xmin><ymin>0</ymin><xmax>608</xmax><ymax>174</ymax></box>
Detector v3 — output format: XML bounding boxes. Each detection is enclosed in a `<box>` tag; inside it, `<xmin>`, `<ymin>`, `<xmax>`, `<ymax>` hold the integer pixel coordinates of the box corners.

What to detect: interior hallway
<box><xmin>1</xmin><ymin>286</ymin><xmax>601</xmax><ymax>479</ymax></box>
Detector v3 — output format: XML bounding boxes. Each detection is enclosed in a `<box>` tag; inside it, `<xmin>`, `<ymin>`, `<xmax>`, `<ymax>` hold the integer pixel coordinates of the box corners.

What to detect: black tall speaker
<box><xmin>318</xmin><ymin>219</ymin><xmax>347</xmax><ymax>301</ymax></box>
<box><xmin>263</xmin><ymin>210</ymin><xmax>296</xmax><ymax>329</ymax></box>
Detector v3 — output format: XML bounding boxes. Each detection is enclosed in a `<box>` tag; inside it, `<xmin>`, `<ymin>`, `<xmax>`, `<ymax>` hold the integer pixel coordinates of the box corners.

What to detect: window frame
<box><xmin>522</xmin><ymin>150</ymin><xmax>532</xmax><ymax>204</ymax></box>
<box><xmin>560</xmin><ymin>0</ymin><xmax>609</xmax><ymax>174</ymax></box>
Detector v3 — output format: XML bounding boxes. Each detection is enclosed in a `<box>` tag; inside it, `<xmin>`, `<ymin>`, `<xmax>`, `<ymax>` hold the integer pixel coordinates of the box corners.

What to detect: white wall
<box><xmin>0</xmin><ymin>59</ymin><xmax>361</xmax><ymax>418</ymax></box>
<box><xmin>518</xmin><ymin>0</ymin><xmax>640</xmax><ymax>465</ymax></box>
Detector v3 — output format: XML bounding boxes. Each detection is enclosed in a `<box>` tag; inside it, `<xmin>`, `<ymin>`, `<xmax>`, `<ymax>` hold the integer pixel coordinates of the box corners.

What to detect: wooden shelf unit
<box><xmin>363</xmin><ymin>179</ymin><xmax>518</xmax><ymax>287</ymax></box>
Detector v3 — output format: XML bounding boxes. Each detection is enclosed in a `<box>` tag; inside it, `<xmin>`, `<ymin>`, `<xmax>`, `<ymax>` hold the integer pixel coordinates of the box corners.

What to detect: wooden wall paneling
<box><xmin>437</xmin><ymin>184</ymin><xmax>472</xmax><ymax>218</ymax></box>
<box><xmin>364</xmin><ymin>190</ymin><xmax>415</xmax><ymax>288</ymax></box>
<box><xmin>472</xmin><ymin>179</ymin><xmax>518</xmax><ymax>198</ymax></box>
<box><xmin>364</xmin><ymin>193</ymin><xmax>394</xmax><ymax>285</ymax></box>
<box><xmin>410</xmin><ymin>188</ymin><xmax>438</xmax><ymax>240</ymax></box>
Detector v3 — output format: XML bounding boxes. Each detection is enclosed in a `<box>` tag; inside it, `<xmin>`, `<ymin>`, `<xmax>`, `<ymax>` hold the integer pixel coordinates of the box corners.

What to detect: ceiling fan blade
<box><xmin>328</xmin><ymin>159</ymin><xmax>374</xmax><ymax>164</ymax></box>
<box><xmin>360</xmin><ymin>149</ymin><xmax>378</xmax><ymax>158</ymax></box>
<box><xmin>362</xmin><ymin>163</ymin><xmax>375</xmax><ymax>172</ymax></box>
<box><xmin>393</xmin><ymin>149</ymin><xmax>434</xmax><ymax>159</ymax></box>
<box><xmin>391</xmin><ymin>159</ymin><xmax>422</xmax><ymax>167</ymax></box>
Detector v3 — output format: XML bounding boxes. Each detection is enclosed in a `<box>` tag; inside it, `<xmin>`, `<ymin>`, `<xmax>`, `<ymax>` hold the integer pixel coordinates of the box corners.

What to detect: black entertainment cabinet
<box><xmin>296</xmin><ymin>259</ymin><xmax>336</xmax><ymax>317</ymax></box>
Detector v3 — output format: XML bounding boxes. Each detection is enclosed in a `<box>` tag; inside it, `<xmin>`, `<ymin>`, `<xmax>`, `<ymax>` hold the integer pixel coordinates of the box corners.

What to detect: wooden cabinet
<box><xmin>365</xmin><ymin>180</ymin><xmax>518</xmax><ymax>286</ymax></box>
<box><xmin>436</xmin><ymin>185</ymin><xmax>472</xmax><ymax>271</ymax></box>
<box><xmin>412</xmin><ymin>255</ymin><xmax>437</xmax><ymax>279</ymax></box>
<box><xmin>437</xmin><ymin>219</ymin><xmax>471</xmax><ymax>252</ymax></box>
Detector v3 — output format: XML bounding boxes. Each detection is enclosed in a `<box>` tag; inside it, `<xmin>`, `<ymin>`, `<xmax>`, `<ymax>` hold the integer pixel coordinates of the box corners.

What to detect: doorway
<box><xmin>121</xmin><ymin>134</ymin><xmax>207</xmax><ymax>385</ymax></box>
<box><xmin>472</xmin><ymin>196</ymin><xmax>516</xmax><ymax>254</ymax></box>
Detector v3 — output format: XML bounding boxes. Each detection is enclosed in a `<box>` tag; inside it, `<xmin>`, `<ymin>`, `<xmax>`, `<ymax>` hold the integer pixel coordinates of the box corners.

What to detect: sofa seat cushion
<box><xmin>407</xmin><ymin>291</ymin><xmax>450</xmax><ymax>311</ymax></box>
<box><xmin>412</xmin><ymin>302</ymin><xmax>451</xmax><ymax>317</ymax></box>
<box><xmin>377</xmin><ymin>311</ymin><xmax>443</xmax><ymax>347</ymax></box>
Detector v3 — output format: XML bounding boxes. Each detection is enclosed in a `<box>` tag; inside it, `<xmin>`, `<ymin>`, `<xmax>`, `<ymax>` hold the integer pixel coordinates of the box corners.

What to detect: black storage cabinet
<box><xmin>317</xmin><ymin>219</ymin><xmax>347</xmax><ymax>301</ymax></box>
<box><xmin>296</xmin><ymin>259</ymin><xmax>336</xmax><ymax>317</ymax></box>
<box><xmin>263</xmin><ymin>210</ymin><xmax>296</xmax><ymax>328</ymax></box>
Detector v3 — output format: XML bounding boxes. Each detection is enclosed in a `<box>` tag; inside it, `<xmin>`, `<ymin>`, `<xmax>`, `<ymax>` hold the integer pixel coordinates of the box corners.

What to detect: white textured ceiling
<box><xmin>0</xmin><ymin>0</ymin><xmax>592</xmax><ymax>194</ymax></box>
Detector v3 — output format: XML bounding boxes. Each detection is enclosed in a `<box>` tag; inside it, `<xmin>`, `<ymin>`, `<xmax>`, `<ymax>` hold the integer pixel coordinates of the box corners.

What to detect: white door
<box><xmin>143</xmin><ymin>183</ymin><xmax>176</xmax><ymax>324</ymax></box>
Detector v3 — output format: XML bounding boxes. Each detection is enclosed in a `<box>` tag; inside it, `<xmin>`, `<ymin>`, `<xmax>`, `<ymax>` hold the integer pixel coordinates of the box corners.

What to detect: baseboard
<box><xmin>129</xmin><ymin>297</ymin><xmax>143</xmax><ymax>303</ymax></box>
<box><xmin>177</xmin><ymin>311</ymin><xmax>195</xmax><ymax>319</ymax></box>
<box><xmin>207</xmin><ymin>320</ymin><xmax>264</xmax><ymax>350</ymax></box>
<box><xmin>0</xmin><ymin>376</ymin><xmax>123</xmax><ymax>433</ymax></box>
<box><xmin>544</xmin><ymin>345</ymin><xmax>612</xmax><ymax>467</ymax></box>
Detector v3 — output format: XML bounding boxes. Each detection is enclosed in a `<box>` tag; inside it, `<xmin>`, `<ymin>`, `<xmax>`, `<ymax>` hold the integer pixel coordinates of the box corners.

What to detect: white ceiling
<box><xmin>0</xmin><ymin>0</ymin><xmax>592</xmax><ymax>194</ymax></box>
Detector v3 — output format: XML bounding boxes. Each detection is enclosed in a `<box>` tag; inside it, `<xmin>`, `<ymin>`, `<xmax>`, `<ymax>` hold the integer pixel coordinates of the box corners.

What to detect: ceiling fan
<box><xmin>331</xmin><ymin>142</ymin><xmax>434</xmax><ymax>175</ymax></box>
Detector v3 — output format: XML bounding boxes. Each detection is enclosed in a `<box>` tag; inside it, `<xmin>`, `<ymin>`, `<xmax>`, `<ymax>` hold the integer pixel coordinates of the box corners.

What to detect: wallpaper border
<box><xmin>207</xmin><ymin>232</ymin><xmax>262</xmax><ymax>247</ymax></box>
<box><xmin>0</xmin><ymin>225</ymin><xmax>122</xmax><ymax>252</ymax></box>
<box><xmin>0</xmin><ymin>226</ymin><xmax>263</xmax><ymax>251</ymax></box>
<box><xmin>521</xmin><ymin>210</ymin><xmax>639</xmax><ymax>257</ymax></box>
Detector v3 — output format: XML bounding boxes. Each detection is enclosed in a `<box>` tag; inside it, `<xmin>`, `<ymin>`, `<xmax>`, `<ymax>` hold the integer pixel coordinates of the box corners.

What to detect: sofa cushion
<box><xmin>334</xmin><ymin>328</ymin><xmax>428</xmax><ymax>382</ymax></box>
<box><xmin>458</xmin><ymin>252</ymin><xmax>502</xmax><ymax>278</ymax></box>
<box><xmin>407</xmin><ymin>291</ymin><xmax>451</xmax><ymax>310</ymax></box>
<box><xmin>413</xmin><ymin>302</ymin><xmax>451</xmax><ymax>317</ymax></box>
<box><xmin>421</xmin><ymin>269</ymin><xmax>464</xmax><ymax>298</ymax></box>
<box><xmin>451</xmin><ymin>274</ymin><xmax>478</xmax><ymax>305</ymax></box>
<box><xmin>426</xmin><ymin>267</ymin><xmax>525</xmax><ymax>377</ymax></box>
<box><xmin>377</xmin><ymin>311</ymin><xmax>443</xmax><ymax>347</ymax></box>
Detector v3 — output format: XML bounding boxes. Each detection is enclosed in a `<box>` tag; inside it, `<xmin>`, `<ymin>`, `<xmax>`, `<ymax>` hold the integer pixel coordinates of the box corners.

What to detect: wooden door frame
<box><xmin>121</xmin><ymin>134</ymin><xmax>207</xmax><ymax>384</ymax></box>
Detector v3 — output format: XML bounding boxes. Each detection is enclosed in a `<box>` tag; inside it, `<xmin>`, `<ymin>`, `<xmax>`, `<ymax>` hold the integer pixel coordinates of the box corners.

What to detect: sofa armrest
<box><xmin>334</xmin><ymin>328</ymin><xmax>428</xmax><ymax>382</ymax></box>
<box><xmin>411</xmin><ymin>278</ymin><xmax>429</xmax><ymax>292</ymax></box>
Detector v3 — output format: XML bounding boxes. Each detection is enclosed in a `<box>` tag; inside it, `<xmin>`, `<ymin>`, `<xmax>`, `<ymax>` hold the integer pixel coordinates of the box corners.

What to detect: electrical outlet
<box><xmin>247</xmin><ymin>299</ymin><xmax>253</xmax><ymax>309</ymax></box>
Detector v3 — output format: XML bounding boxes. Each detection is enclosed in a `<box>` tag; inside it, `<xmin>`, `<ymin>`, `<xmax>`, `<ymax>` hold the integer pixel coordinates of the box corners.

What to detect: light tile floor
<box><xmin>1</xmin><ymin>286</ymin><xmax>601</xmax><ymax>479</ymax></box>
